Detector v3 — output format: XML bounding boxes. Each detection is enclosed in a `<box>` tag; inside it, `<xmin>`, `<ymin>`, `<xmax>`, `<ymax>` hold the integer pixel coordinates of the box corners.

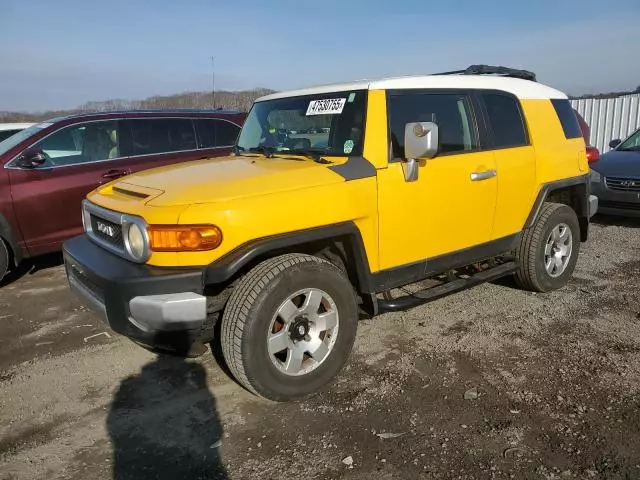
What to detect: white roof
<box><xmin>0</xmin><ymin>123</ymin><xmax>35</xmax><ymax>131</ymax></box>
<box><xmin>257</xmin><ymin>74</ymin><xmax>567</xmax><ymax>102</ymax></box>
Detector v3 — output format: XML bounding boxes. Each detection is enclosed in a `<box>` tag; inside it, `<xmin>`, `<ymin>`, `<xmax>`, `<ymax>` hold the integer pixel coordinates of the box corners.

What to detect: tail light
<box><xmin>586</xmin><ymin>146</ymin><xmax>600</xmax><ymax>164</ymax></box>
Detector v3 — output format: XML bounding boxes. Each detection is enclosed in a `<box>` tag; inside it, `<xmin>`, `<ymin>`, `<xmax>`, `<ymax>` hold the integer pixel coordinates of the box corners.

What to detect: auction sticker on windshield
<box><xmin>306</xmin><ymin>98</ymin><xmax>346</xmax><ymax>116</ymax></box>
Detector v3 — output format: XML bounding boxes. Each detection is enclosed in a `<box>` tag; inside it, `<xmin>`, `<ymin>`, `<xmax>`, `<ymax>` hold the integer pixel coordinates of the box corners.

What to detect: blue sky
<box><xmin>2</xmin><ymin>0</ymin><xmax>639</xmax><ymax>111</ymax></box>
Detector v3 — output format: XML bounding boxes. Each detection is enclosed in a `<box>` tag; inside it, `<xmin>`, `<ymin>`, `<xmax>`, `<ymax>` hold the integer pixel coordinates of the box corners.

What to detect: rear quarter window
<box><xmin>481</xmin><ymin>93</ymin><xmax>529</xmax><ymax>149</ymax></box>
<box><xmin>194</xmin><ymin>119</ymin><xmax>241</xmax><ymax>148</ymax></box>
<box><xmin>551</xmin><ymin>99</ymin><xmax>583</xmax><ymax>139</ymax></box>
<box><xmin>215</xmin><ymin>120</ymin><xmax>240</xmax><ymax>147</ymax></box>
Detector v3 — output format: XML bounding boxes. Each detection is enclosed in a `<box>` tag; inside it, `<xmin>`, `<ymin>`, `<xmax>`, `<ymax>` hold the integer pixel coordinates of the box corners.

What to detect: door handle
<box><xmin>470</xmin><ymin>170</ymin><xmax>497</xmax><ymax>181</ymax></box>
<box><xmin>102</xmin><ymin>169</ymin><xmax>129</xmax><ymax>180</ymax></box>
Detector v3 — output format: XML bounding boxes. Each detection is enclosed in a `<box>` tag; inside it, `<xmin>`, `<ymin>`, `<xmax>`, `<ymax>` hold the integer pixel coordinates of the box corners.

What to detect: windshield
<box><xmin>618</xmin><ymin>129</ymin><xmax>640</xmax><ymax>151</ymax></box>
<box><xmin>0</xmin><ymin>122</ymin><xmax>52</xmax><ymax>157</ymax></box>
<box><xmin>236</xmin><ymin>90</ymin><xmax>367</xmax><ymax>158</ymax></box>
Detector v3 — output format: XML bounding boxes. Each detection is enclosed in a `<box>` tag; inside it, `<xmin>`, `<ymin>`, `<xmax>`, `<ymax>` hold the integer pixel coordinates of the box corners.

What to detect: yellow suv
<box><xmin>64</xmin><ymin>65</ymin><xmax>598</xmax><ymax>401</ymax></box>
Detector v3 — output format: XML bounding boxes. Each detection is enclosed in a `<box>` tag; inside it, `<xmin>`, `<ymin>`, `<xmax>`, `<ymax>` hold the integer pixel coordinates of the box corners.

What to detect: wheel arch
<box><xmin>524</xmin><ymin>175</ymin><xmax>590</xmax><ymax>242</ymax></box>
<box><xmin>204</xmin><ymin>222</ymin><xmax>374</xmax><ymax>294</ymax></box>
<box><xmin>0</xmin><ymin>212</ymin><xmax>24</xmax><ymax>267</ymax></box>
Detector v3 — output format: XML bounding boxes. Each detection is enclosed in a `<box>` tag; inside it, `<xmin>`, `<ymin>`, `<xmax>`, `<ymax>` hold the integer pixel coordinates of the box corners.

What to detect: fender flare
<box><xmin>524</xmin><ymin>174</ymin><xmax>590</xmax><ymax>240</ymax></box>
<box><xmin>204</xmin><ymin>222</ymin><xmax>374</xmax><ymax>292</ymax></box>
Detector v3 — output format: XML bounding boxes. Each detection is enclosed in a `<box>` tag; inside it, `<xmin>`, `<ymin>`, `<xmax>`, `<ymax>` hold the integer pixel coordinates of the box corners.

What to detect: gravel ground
<box><xmin>0</xmin><ymin>215</ymin><xmax>639</xmax><ymax>480</ymax></box>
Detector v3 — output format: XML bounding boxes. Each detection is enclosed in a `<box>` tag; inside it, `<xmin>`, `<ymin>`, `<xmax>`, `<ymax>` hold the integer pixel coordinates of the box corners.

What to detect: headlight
<box><xmin>590</xmin><ymin>169</ymin><xmax>601</xmax><ymax>183</ymax></box>
<box><xmin>127</xmin><ymin>223</ymin><xmax>146</xmax><ymax>260</ymax></box>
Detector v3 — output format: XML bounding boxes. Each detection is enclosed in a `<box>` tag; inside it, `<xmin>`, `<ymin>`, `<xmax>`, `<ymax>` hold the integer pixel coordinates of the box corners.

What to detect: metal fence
<box><xmin>570</xmin><ymin>93</ymin><xmax>640</xmax><ymax>153</ymax></box>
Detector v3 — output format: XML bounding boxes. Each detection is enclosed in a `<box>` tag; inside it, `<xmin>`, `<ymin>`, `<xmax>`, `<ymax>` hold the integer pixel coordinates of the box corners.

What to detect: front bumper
<box><xmin>591</xmin><ymin>177</ymin><xmax>640</xmax><ymax>218</ymax></box>
<box><xmin>63</xmin><ymin>235</ymin><xmax>207</xmax><ymax>351</ymax></box>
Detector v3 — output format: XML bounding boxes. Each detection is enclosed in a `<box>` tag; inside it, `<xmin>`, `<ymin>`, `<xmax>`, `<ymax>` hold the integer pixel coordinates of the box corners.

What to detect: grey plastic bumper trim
<box><xmin>128</xmin><ymin>293</ymin><xmax>207</xmax><ymax>332</ymax></box>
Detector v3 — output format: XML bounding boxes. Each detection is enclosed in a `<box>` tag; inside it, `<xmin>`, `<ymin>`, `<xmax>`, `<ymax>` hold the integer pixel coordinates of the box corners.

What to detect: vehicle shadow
<box><xmin>106</xmin><ymin>333</ymin><xmax>228</xmax><ymax>480</ymax></box>
<box><xmin>591</xmin><ymin>213</ymin><xmax>640</xmax><ymax>228</ymax></box>
<box><xmin>489</xmin><ymin>274</ymin><xmax>520</xmax><ymax>290</ymax></box>
<box><xmin>0</xmin><ymin>252</ymin><xmax>63</xmax><ymax>287</ymax></box>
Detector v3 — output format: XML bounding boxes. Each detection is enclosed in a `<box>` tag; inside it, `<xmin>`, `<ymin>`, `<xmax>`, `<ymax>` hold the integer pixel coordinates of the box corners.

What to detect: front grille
<box><xmin>68</xmin><ymin>262</ymin><xmax>105</xmax><ymax>302</ymax></box>
<box><xmin>600</xmin><ymin>200</ymin><xmax>640</xmax><ymax>211</ymax></box>
<box><xmin>605</xmin><ymin>177</ymin><xmax>640</xmax><ymax>192</ymax></box>
<box><xmin>90</xmin><ymin>214</ymin><xmax>124</xmax><ymax>248</ymax></box>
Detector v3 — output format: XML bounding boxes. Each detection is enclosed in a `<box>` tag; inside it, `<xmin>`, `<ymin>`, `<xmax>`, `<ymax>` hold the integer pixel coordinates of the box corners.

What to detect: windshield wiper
<box><xmin>234</xmin><ymin>145</ymin><xmax>276</xmax><ymax>158</ymax></box>
<box><xmin>235</xmin><ymin>146</ymin><xmax>333</xmax><ymax>164</ymax></box>
<box><xmin>281</xmin><ymin>149</ymin><xmax>333</xmax><ymax>164</ymax></box>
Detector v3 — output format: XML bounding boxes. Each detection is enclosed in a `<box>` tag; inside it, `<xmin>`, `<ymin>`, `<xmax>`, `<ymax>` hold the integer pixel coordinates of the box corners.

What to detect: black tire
<box><xmin>515</xmin><ymin>202</ymin><xmax>580</xmax><ymax>292</ymax></box>
<box><xmin>221</xmin><ymin>253</ymin><xmax>358</xmax><ymax>402</ymax></box>
<box><xmin>0</xmin><ymin>240</ymin><xmax>8</xmax><ymax>283</ymax></box>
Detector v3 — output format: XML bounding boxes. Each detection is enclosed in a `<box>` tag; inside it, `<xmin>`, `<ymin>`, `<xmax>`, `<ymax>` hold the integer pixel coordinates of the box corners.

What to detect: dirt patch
<box><xmin>0</xmin><ymin>414</ymin><xmax>71</xmax><ymax>457</ymax></box>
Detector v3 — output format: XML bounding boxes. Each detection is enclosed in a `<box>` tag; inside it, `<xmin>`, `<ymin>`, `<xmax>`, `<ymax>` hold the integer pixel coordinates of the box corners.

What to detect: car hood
<box><xmin>591</xmin><ymin>150</ymin><xmax>640</xmax><ymax>177</ymax></box>
<box><xmin>104</xmin><ymin>155</ymin><xmax>346</xmax><ymax>207</ymax></box>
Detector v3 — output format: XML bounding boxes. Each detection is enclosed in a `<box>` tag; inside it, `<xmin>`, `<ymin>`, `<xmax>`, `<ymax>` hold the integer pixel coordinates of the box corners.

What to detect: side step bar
<box><xmin>377</xmin><ymin>261</ymin><xmax>518</xmax><ymax>314</ymax></box>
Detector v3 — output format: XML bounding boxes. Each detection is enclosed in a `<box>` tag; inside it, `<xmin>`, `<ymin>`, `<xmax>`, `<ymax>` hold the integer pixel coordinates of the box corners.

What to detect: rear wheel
<box><xmin>221</xmin><ymin>253</ymin><xmax>358</xmax><ymax>402</ymax></box>
<box><xmin>515</xmin><ymin>202</ymin><xmax>580</xmax><ymax>292</ymax></box>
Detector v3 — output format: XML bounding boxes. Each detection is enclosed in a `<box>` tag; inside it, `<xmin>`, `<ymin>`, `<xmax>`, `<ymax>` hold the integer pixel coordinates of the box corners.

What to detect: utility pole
<box><xmin>211</xmin><ymin>56</ymin><xmax>216</xmax><ymax>109</ymax></box>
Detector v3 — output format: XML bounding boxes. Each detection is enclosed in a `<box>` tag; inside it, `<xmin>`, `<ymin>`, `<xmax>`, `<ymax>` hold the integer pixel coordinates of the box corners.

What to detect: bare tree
<box><xmin>0</xmin><ymin>88</ymin><xmax>276</xmax><ymax>123</ymax></box>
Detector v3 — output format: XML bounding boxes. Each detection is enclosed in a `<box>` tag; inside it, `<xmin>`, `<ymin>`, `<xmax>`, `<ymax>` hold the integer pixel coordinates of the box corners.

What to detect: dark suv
<box><xmin>0</xmin><ymin>109</ymin><xmax>246</xmax><ymax>280</ymax></box>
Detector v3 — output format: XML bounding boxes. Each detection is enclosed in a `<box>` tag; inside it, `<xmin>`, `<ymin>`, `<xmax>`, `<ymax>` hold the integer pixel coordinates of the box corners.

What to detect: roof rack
<box><xmin>433</xmin><ymin>64</ymin><xmax>537</xmax><ymax>82</ymax></box>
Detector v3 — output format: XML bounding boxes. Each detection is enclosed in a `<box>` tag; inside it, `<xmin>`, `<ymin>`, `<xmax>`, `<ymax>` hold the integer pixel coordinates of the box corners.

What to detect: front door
<box><xmin>8</xmin><ymin>120</ymin><xmax>125</xmax><ymax>255</ymax></box>
<box><xmin>377</xmin><ymin>91</ymin><xmax>498</xmax><ymax>271</ymax></box>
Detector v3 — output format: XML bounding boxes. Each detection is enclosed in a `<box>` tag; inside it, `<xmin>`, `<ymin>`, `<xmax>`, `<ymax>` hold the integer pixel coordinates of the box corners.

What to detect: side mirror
<box><xmin>402</xmin><ymin>122</ymin><xmax>439</xmax><ymax>182</ymax></box>
<box><xmin>17</xmin><ymin>149</ymin><xmax>47</xmax><ymax>169</ymax></box>
<box><xmin>609</xmin><ymin>138</ymin><xmax>622</xmax><ymax>149</ymax></box>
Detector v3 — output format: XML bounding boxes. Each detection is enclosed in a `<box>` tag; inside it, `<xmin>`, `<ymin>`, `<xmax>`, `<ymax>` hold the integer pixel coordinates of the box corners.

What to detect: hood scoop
<box><xmin>112</xmin><ymin>186</ymin><xmax>150</xmax><ymax>199</ymax></box>
<box><xmin>98</xmin><ymin>181</ymin><xmax>165</xmax><ymax>204</ymax></box>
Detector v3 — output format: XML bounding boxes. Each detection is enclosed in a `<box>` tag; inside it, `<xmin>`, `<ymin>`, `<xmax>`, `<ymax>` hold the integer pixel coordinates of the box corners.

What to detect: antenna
<box><xmin>211</xmin><ymin>56</ymin><xmax>216</xmax><ymax>109</ymax></box>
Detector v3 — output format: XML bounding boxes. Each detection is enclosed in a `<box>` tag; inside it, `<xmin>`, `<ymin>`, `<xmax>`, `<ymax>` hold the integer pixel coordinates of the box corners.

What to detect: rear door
<box><xmin>478</xmin><ymin>91</ymin><xmax>537</xmax><ymax>240</ymax></box>
<box><xmin>8</xmin><ymin>120</ymin><xmax>125</xmax><ymax>255</ymax></box>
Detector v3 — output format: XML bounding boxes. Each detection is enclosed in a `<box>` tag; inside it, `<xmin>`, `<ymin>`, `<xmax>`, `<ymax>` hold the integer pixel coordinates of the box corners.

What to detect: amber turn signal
<box><xmin>148</xmin><ymin>225</ymin><xmax>222</xmax><ymax>252</ymax></box>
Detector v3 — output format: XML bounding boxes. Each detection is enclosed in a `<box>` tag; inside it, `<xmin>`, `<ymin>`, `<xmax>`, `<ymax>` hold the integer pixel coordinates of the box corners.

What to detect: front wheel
<box><xmin>220</xmin><ymin>253</ymin><xmax>359</xmax><ymax>401</ymax></box>
<box><xmin>515</xmin><ymin>202</ymin><xmax>580</xmax><ymax>292</ymax></box>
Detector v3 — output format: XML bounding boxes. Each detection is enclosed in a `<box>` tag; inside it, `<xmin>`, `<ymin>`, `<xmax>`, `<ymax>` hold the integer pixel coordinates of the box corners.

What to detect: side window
<box><xmin>130</xmin><ymin>119</ymin><xmax>196</xmax><ymax>155</ymax></box>
<box><xmin>388</xmin><ymin>92</ymin><xmax>478</xmax><ymax>159</ymax></box>
<box><xmin>194</xmin><ymin>119</ymin><xmax>241</xmax><ymax>148</ymax></box>
<box><xmin>166</xmin><ymin>118</ymin><xmax>197</xmax><ymax>151</ymax></box>
<box><xmin>194</xmin><ymin>119</ymin><xmax>215</xmax><ymax>149</ymax></box>
<box><xmin>482</xmin><ymin>93</ymin><xmax>528</xmax><ymax>148</ymax></box>
<box><xmin>30</xmin><ymin>121</ymin><xmax>119</xmax><ymax>166</ymax></box>
<box><xmin>83</xmin><ymin>121</ymin><xmax>120</xmax><ymax>162</ymax></box>
<box><xmin>551</xmin><ymin>99</ymin><xmax>583</xmax><ymax>139</ymax></box>
<box><xmin>215</xmin><ymin>120</ymin><xmax>240</xmax><ymax>147</ymax></box>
